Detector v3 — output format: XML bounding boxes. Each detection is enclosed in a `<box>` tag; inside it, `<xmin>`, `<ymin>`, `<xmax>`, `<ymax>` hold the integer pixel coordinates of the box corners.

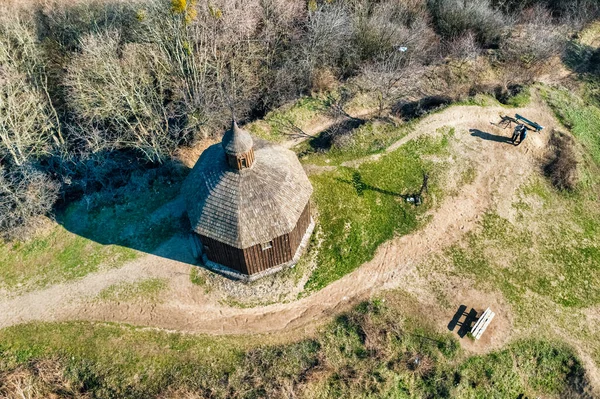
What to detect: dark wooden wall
<box><xmin>199</xmin><ymin>235</ymin><xmax>249</xmax><ymax>274</ymax></box>
<box><xmin>199</xmin><ymin>202</ymin><xmax>312</xmax><ymax>276</ymax></box>
<box><xmin>288</xmin><ymin>203</ymin><xmax>311</xmax><ymax>254</ymax></box>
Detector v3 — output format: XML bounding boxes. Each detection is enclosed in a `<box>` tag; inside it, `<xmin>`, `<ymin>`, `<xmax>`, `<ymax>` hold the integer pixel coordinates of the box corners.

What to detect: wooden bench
<box><xmin>471</xmin><ymin>307</ymin><xmax>495</xmax><ymax>340</ymax></box>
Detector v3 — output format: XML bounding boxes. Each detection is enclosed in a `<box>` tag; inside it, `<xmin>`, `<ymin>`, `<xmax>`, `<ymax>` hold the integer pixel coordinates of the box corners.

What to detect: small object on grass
<box><xmin>405</xmin><ymin>173</ymin><xmax>428</xmax><ymax>206</ymax></box>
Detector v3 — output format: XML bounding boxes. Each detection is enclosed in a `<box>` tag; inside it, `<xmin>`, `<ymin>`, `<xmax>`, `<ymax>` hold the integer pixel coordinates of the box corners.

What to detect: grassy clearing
<box><xmin>445</xmin><ymin>87</ymin><xmax>600</xmax><ymax>310</ymax></box>
<box><xmin>96</xmin><ymin>278</ymin><xmax>167</xmax><ymax>303</ymax></box>
<box><xmin>543</xmin><ymin>87</ymin><xmax>600</xmax><ymax>165</ymax></box>
<box><xmin>0</xmin><ymin>227</ymin><xmax>136</xmax><ymax>291</ymax></box>
<box><xmin>305</xmin><ymin>132</ymin><xmax>452</xmax><ymax>292</ymax></box>
<box><xmin>296</xmin><ymin>118</ymin><xmax>414</xmax><ymax>166</ymax></box>
<box><xmin>247</xmin><ymin>95</ymin><xmax>333</xmax><ymax>143</ymax></box>
<box><xmin>0</xmin><ymin>170</ymin><xmax>186</xmax><ymax>292</ymax></box>
<box><xmin>295</xmin><ymin>88</ymin><xmax>531</xmax><ymax>167</ymax></box>
<box><xmin>0</xmin><ymin>293</ymin><xmax>588</xmax><ymax>398</ymax></box>
<box><xmin>58</xmin><ymin>173</ymin><xmax>185</xmax><ymax>253</ymax></box>
<box><xmin>449</xmin><ymin>176</ymin><xmax>600</xmax><ymax>309</ymax></box>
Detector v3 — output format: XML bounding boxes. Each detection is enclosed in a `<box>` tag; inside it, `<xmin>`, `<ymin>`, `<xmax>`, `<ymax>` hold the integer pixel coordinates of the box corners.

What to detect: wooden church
<box><xmin>182</xmin><ymin>121</ymin><xmax>314</xmax><ymax>281</ymax></box>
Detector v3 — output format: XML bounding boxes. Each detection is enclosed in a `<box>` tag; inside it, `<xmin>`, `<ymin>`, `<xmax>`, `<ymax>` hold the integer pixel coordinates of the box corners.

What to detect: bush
<box><xmin>544</xmin><ymin>129</ymin><xmax>579</xmax><ymax>191</ymax></box>
<box><xmin>0</xmin><ymin>164</ymin><xmax>60</xmax><ymax>240</ymax></box>
<box><xmin>427</xmin><ymin>0</ymin><xmax>509</xmax><ymax>47</ymax></box>
<box><xmin>499</xmin><ymin>7</ymin><xmax>567</xmax><ymax>81</ymax></box>
<box><xmin>492</xmin><ymin>0</ymin><xmax>600</xmax><ymax>24</ymax></box>
<box><xmin>0</xmin><ymin>359</ymin><xmax>85</xmax><ymax>399</ymax></box>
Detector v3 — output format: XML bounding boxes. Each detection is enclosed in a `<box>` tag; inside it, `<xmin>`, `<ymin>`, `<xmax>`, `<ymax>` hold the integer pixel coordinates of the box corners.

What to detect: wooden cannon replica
<box><xmin>497</xmin><ymin>113</ymin><xmax>544</xmax><ymax>132</ymax></box>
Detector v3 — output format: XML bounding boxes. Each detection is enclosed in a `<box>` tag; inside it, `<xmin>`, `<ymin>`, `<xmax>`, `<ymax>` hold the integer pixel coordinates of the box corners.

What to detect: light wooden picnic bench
<box><xmin>471</xmin><ymin>307</ymin><xmax>495</xmax><ymax>340</ymax></box>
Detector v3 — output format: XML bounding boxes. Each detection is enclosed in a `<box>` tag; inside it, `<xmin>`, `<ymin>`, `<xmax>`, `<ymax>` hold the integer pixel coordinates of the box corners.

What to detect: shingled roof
<box><xmin>182</xmin><ymin>134</ymin><xmax>313</xmax><ymax>249</ymax></box>
<box><xmin>222</xmin><ymin>121</ymin><xmax>254</xmax><ymax>155</ymax></box>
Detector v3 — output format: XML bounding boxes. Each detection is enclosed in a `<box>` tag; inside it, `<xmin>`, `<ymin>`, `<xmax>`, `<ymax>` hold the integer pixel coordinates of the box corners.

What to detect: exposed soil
<box><xmin>8</xmin><ymin>94</ymin><xmax>600</xmax><ymax>395</ymax></box>
<box><xmin>7</xmin><ymin>91</ymin><xmax>600</xmax><ymax>391</ymax></box>
<box><xmin>0</xmin><ymin>96</ymin><xmax>560</xmax><ymax>340</ymax></box>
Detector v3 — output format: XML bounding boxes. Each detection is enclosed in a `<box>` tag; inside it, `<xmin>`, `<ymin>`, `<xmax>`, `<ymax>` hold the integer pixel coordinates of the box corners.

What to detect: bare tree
<box><xmin>0</xmin><ymin>12</ymin><xmax>61</xmax><ymax>166</ymax></box>
<box><xmin>498</xmin><ymin>5</ymin><xmax>567</xmax><ymax>83</ymax></box>
<box><xmin>354</xmin><ymin>1</ymin><xmax>436</xmax><ymax>116</ymax></box>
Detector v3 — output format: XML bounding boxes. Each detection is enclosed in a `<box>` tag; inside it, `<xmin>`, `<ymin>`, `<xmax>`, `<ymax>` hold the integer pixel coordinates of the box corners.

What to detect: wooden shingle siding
<box><xmin>182</xmin><ymin>139</ymin><xmax>313</xmax><ymax>249</ymax></box>
<box><xmin>199</xmin><ymin>202</ymin><xmax>311</xmax><ymax>275</ymax></box>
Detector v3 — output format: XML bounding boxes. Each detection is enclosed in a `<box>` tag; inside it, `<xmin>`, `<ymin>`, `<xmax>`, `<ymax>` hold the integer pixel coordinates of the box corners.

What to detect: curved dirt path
<box><xmin>0</xmin><ymin>102</ymin><xmax>557</xmax><ymax>336</ymax></box>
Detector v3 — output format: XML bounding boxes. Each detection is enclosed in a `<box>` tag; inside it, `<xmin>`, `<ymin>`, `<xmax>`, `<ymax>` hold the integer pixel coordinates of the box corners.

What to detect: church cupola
<box><xmin>221</xmin><ymin>120</ymin><xmax>255</xmax><ymax>170</ymax></box>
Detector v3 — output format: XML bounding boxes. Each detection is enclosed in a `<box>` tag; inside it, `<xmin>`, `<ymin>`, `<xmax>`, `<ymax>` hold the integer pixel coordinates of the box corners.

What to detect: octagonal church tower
<box><xmin>182</xmin><ymin>121</ymin><xmax>314</xmax><ymax>281</ymax></box>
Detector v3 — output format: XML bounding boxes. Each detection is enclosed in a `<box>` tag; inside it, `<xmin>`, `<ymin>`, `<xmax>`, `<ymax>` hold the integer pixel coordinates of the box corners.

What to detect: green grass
<box><xmin>450</xmin><ymin>184</ymin><xmax>600</xmax><ymax>309</ymax></box>
<box><xmin>0</xmin><ymin>322</ymin><xmax>246</xmax><ymax>398</ymax></box>
<box><xmin>455</xmin><ymin>87</ymin><xmax>531</xmax><ymax>108</ymax></box>
<box><xmin>296</xmin><ymin>119</ymin><xmax>414</xmax><ymax>165</ymax></box>
<box><xmin>96</xmin><ymin>278</ymin><xmax>168</xmax><ymax>303</ymax></box>
<box><xmin>454</xmin><ymin>340</ymin><xmax>585</xmax><ymax>398</ymax></box>
<box><xmin>305</xmin><ymin>133</ymin><xmax>452</xmax><ymax>291</ymax></box>
<box><xmin>0</xmin><ymin>227</ymin><xmax>136</xmax><ymax>291</ymax></box>
<box><xmin>0</xmin><ymin>171</ymin><xmax>186</xmax><ymax>292</ymax></box>
<box><xmin>543</xmin><ymin>87</ymin><xmax>600</xmax><ymax>164</ymax></box>
<box><xmin>59</xmin><ymin>177</ymin><xmax>184</xmax><ymax>254</ymax></box>
<box><xmin>446</xmin><ymin>86</ymin><xmax>600</xmax><ymax>310</ymax></box>
<box><xmin>190</xmin><ymin>267</ymin><xmax>206</xmax><ymax>286</ymax></box>
<box><xmin>247</xmin><ymin>95</ymin><xmax>333</xmax><ymax>143</ymax></box>
<box><xmin>0</xmin><ymin>294</ymin><xmax>587</xmax><ymax>398</ymax></box>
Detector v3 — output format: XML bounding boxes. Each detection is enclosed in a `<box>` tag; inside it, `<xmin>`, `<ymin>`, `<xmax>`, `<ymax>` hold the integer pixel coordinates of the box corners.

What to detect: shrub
<box><xmin>544</xmin><ymin>129</ymin><xmax>579</xmax><ymax>191</ymax></box>
<box><xmin>0</xmin><ymin>359</ymin><xmax>85</xmax><ymax>399</ymax></box>
<box><xmin>427</xmin><ymin>0</ymin><xmax>510</xmax><ymax>47</ymax></box>
<box><xmin>492</xmin><ymin>0</ymin><xmax>600</xmax><ymax>24</ymax></box>
<box><xmin>311</xmin><ymin>68</ymin><xmax>338</xmax><ymax>92</ymax></box>
<box><xmin>0</xmin><ymin>164</ymin><xmax>60</xmax><ymax>240</ymax></box>
<box><xmin>499</xmin><ymin>7</ymin><xmax>567</xmax><ymax>81</ymax></box>
<box><xmin>443</xmin><ymin>31</ymin><xmax>481</xmax><ymax>60</ymax></box>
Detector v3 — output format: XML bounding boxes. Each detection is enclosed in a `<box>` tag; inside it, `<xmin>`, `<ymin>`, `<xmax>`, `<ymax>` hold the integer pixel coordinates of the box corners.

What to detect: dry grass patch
<box><xmin>544</xmin><ymin>129</ymin><xmax>579</xmax><ymax>191</ymax></box>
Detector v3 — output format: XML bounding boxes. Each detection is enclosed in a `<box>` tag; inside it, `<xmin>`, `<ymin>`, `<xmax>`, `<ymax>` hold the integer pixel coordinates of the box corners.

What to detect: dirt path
<box><xmin>0</xmin><ymin>102</ymin><xmax>557</xmax><ymax>339</ymax></box>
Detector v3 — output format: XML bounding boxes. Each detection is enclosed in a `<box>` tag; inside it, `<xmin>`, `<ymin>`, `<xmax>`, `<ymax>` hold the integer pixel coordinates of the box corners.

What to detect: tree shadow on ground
<box><xmin>334</xmin><ymin>171</ymin><xmax>402</xmax><ymax>197</ymax></box>
<box><xmin>306</xmin><ymin>118</ymin><xmax>367</xmax><ymax>153</ymax></box>
<box><xmin>392</xmin><ymin>95</ymin><xmax>453</xmax><ymax>121</ymax></box>
<box><xmin>562</xmin><ymin>40</ymin><xmax>600</xmax><ymax>75</ymax></box>
<box><xmin>469</xmin><ymin>129</ymin><xmax>513</xmax><ymax>144</ymax></box>
<box><xmin>335</xmin><ymin>171</ymin><xmax>426</xmax><ymax>203</ymax></box>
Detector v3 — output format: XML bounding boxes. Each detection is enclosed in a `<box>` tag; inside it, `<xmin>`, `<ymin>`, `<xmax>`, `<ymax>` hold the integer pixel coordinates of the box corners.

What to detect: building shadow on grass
<box><xmin>55</xmin><ymin>185</ymin><xmax>198</xmax><ymax>267</ymax></box>
<box><xmin>469</xmin><ymin>129</ymin><xmax>513</xmax><ymax>144</ymax></box>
